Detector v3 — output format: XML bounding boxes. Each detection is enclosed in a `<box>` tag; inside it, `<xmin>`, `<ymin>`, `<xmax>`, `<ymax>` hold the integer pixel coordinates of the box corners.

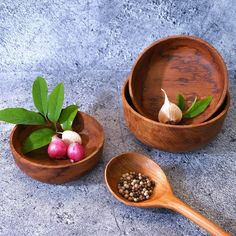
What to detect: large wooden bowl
<box><xmin>129</xmin><ymin>35</ymin><xmax>228</xmax><ymax>125</ymax></box>
<box><xmin>123</xmin><ymin>80</ymin><xmax>230</xmax><ymax>152</ymax></box>
<box><xmin>10</xmin><ymin>112</ymin><xmax>104</xmax><ymax>184</ymax></box>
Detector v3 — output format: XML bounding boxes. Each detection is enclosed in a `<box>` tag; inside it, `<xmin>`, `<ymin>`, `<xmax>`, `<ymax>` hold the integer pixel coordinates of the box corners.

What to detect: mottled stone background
<box><xmin>0</xmin><ymin>1</ymin><xmax>235</xmax><ymax>235</ymax></box>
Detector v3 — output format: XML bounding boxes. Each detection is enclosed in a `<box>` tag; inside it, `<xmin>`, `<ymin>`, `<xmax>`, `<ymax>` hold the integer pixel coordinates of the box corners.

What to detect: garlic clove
<box><xmin>158</xmin><ymin>89</ymin><xmax>182</xmax><ymax>124</ymax></box>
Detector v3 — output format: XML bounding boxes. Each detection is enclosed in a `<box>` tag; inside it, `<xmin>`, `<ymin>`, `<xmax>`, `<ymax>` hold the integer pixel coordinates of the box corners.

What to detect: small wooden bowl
<box><xmin>122</xmin><ymin>80</ymin><xmax>230</xmax><ymax>152</ymax></box>
<box><xmin>129</xmin><ymin>35</ymin><xmax>228</xmax><ymax>125</ymax></box>
<box><xmin>10</xmin><ymin>112</ymin><xmax>104</xmax><ymax>184</ymax></box>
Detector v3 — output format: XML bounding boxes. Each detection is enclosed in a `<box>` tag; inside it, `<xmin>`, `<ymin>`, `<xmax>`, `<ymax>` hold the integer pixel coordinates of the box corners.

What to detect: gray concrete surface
<box><xmin>0</xmin><ymin>1</ymin><xmax>235</xmax><ymax>235</ymax></box>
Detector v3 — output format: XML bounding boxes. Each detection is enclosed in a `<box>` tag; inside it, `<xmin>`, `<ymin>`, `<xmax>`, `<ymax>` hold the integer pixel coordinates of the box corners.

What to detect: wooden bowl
<box><xmin>122</xmin><ymin>80</ymin><xmax>230</xmax><ymax>152</ymax></box>
<box><xmin>129</xmin><ymin>35</ymin><xmax>228</xmax><ymax>125</ymax></box>
<box><xmin>10</xmin><ymin>112</ymin><xmax>104</xmax><ymax>184</ymax></box>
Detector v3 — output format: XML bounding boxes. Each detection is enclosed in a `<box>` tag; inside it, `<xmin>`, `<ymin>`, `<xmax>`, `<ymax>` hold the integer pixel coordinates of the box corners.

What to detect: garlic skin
<box><xmin>62</xmin><ymin>130</ymin><xmax>82</xmax><ymax>145</ymax></box>
<box><xmin>158</xmin><ymin>89</ymin><xmax>182</xmax><ymax>124</ymax></box>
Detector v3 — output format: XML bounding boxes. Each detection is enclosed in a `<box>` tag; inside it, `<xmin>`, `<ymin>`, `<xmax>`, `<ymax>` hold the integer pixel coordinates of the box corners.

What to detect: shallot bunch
<box><xmin>48</xmin><ymin>130</ymin><xmax>85</xmax><ymax>162</ymax></box>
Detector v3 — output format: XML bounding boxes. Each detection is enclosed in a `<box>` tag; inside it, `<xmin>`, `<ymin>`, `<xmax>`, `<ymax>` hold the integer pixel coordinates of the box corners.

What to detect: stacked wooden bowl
<box><xmin>122</xmin><ymin>35</ymin><xmax>229</xmax><ymax>152</ymax></box>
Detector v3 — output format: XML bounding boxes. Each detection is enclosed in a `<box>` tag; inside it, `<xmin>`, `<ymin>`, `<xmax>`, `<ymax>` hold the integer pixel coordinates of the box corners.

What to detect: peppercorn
<box><xmin>117</xmin><ymin>171</ymin><xmax>155</xmax><ymax>202</ymax></box>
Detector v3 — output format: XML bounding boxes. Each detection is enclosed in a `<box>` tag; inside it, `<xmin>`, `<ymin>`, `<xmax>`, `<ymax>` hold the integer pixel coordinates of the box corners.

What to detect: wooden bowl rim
<box><xmin>10</xmin><ymin>111</ymin><xmax>105</xmax><ymax>169</ymax></box>
<box><xmin>123</xmin><ymin>80</ymin><xmax>230</xmax><ymax>129</ymax></box>
<box><xmin>128</xmin><ymin>34</ymin><xmax>228</xmax><ymax>124</ymax></box>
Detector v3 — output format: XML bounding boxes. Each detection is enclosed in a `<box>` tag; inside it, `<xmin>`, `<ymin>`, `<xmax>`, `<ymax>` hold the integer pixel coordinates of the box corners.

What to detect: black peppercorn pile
<box><xmin>118</xmin><ymin>172</ymin><xmax>155</xmax><ymax>202</ymax></box>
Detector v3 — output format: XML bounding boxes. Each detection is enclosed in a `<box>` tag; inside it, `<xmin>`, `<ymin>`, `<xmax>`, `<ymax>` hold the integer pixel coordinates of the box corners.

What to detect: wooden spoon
<box><xmin>105</xmin><ymin>153</ymin><xmax>230</xmax><ymax>236</ymax></box>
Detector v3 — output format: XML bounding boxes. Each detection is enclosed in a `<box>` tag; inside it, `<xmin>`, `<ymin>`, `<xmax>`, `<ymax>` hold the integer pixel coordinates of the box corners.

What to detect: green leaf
<box><xmin>23</xmin><ymin>128</ymin><xmax>55</xmax><ymax>153</ymax></box>
<box><xmin>47</xmin><ymin>83</ymin><xmax>64</xmax><ymax>123</ymax></box>
<box><xmin>32</xmin><ymin>76</ymin><xmax>48</xmax><ymax>117</ymax></box>
<box><xmin>183</xmin><ymin>96</ymin><xmax>213</xmax><ymax>118</ymax></box>
<box><xmin>0</xmin><ymin>108</ymin><xmax>45</xmax><ymax>125</ymax></box>
<box><xmin>184</xmin><ymin>96</ymin><xmax>197</xmax><ymax>116</ymax></box>
<box><xmin>177</xmin><ymin>94</ymin><xmax>185</xmax><ymax>111</ymax></box>
<box><xmin>59</xmin><ymin>105</ymin><xmax>79</xmax><ymax>130</ymax></box>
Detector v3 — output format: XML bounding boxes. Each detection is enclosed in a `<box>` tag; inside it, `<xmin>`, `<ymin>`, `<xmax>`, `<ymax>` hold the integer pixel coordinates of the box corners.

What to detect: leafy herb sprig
<box><xmin>0</xmin><ymin>76</ymin><xmax>79</xmax><ymax>154</ymax></box>
<box><xmin>177</xmin><ymin>94</ymin><xmax>213</xmax><ymax>119</ymax></box>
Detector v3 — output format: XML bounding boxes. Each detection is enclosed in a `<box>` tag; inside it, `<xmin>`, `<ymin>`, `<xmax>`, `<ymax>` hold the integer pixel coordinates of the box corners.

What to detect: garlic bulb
<box><xmin>62</xmin><ymin>130</ymin><xmax>82</xmax><ymax>145</ymax></box>
<box><xmin>158</xmin><ymin>89</ymin><xmax>182</xmax><ymax>124</ymax></box>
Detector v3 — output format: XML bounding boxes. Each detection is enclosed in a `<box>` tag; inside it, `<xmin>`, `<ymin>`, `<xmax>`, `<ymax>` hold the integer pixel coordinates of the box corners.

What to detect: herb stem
<box><xmin>53</xmin><ymin>122</ymin><xmax>58</xmax><ymax>132</ymax></box>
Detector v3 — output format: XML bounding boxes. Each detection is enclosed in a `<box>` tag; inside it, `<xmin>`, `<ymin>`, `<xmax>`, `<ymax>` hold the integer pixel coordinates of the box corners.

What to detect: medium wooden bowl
<box><xmin>122</xmin><ymin>80</ymin><xmax>230</xmax><ymax>152</ymax></box>
<box><xmin>129</xmin><ymin>35</ymin><xmax>228</xmax><ymax>125</ymax></box>
<box><xmin>10</xmin><ymin>112</ymin><xmax>104</xmax><ymax>184</ymax></box>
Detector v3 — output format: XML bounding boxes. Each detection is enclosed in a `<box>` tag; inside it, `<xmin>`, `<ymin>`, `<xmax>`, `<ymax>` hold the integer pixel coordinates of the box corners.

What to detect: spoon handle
<box><xmin>166</xmin><ymin>195</ymin><xmax>230</xmax><ymax>236</ymax></box>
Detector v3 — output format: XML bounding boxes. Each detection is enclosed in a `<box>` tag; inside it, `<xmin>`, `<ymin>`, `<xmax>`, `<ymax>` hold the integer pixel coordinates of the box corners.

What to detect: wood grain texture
<box><xmin>10</xmin><ymin>112</ymin><xmax>104</xmax><ymax>184</ymax></box>
<box><xmin>129</xmin><ymin>35</ymin><xmax>228</xmax><ymax>124</ymax></box>
<box><xmin>123</xmin><ymin>80</ymin><xmax>230</xmax><ymax>152</ymax></box>
<box><xmin>105</xmin><ymin>153</ymin><xmax>230</xmax><ymax>236</ymax></box>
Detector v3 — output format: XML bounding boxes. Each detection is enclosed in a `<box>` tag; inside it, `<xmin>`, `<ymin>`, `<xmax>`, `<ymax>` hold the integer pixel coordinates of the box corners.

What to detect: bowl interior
<box><xmin>124</xmin><ymin>80</ymin><xmax>229</xmax><ymax>126</ymax></box>
<box><xmin>11</xmin><ymin>112</ymin><xmax>104</xmax><ymax>167</ymax></box>
<box><xmin>129</xmin><ymin>35</ymin><xmax>228</xmax><ymax>125</ymax></box>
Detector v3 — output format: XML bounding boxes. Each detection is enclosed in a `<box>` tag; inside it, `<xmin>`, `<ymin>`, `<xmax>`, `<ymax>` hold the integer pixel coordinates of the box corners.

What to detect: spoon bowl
<box><xmin>105</xmin><ymin>153</ymin><xmax>230</xmax><ymax>236</ymax></box>
<box><xmin>105</xmin><ymin>152</ymin><xmax>172</xmax><ymax>208</ymax></box>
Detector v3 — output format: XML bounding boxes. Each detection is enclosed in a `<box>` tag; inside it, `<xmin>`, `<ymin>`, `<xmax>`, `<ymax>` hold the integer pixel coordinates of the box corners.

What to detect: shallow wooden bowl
<box><xmin>129</xmin><ymin>35</ymin><xmax>228</xmax><ymax>124</ymax></box>
<box><xmin>123</xmin><ymin>80</ymin><xmax>230</xmax><ymax>152</ymax></box>
<box><xmin>10</xmin><ymin>112</ymin><xmax>104</xmax><ymax>184</ymax></box>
